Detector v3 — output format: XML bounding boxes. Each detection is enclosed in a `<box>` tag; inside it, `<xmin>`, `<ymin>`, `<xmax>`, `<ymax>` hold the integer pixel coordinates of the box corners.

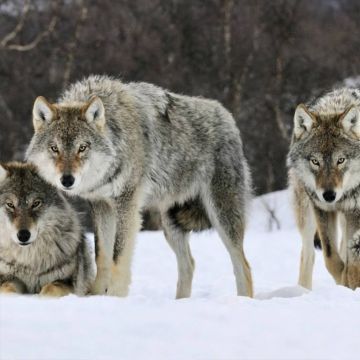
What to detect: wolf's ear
<box><xmin>293</xmin><ymin>104</ymin><xmax>314</xmax><ymax>140</ymax></box>
<box><xmin>0</xmin><ymin>164</ymin><xmax>7</xmax><ymax>182</ymax></box>
<box><xmin>32</xmin><ymin>96</ymin><xmax>55</xmax><ymax>132</ymax></box>
<box><xmin>340</xmin><ymin>106</ymin><xmax>360</xmax><ymax>138</ymax></box>
<box><xmin>84</xmin><ymin>96</ymin><xmax>105</xmax><ymax>130</ymax></box>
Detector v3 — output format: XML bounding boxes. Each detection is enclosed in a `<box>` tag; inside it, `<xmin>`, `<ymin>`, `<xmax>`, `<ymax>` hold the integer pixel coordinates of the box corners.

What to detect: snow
<box><xmin>1</xmin><ymin>190</ymin><xmax>360</xmax><ymax>360</ymax></box>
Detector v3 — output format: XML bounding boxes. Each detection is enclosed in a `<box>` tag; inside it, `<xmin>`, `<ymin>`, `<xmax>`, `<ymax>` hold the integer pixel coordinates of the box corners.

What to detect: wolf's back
<box><xmin>308</xmin><ymin>88</ymin><xmax>360</xmax><ymax>115</ymax></box>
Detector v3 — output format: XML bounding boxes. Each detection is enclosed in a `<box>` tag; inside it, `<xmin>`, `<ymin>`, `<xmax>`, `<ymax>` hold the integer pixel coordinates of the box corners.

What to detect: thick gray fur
<box><xmin>288</xmin><ymin>88</ymin><xmax>360</xmax><ymax>290</ymax></box>
<box><xmin>26</xmin><ymin>75</ymin><xmax>253</xmax><ymax>298</ymax></box>
<box><xmin>0</xmin><ymin>162</ymin><xmax>94</xmax><ymax>295</ymax></box>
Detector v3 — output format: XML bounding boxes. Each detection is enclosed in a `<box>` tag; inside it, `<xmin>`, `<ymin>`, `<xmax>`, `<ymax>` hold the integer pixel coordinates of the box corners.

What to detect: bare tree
<box><xmin>0</xmin><ymin>0</ymin><xmax>58</xmax><ymax>52</ymax></box>
<box><xmin>1</xmin><ymin>0</ymin><xmax>360</xmax><ymax>199</ymax></box>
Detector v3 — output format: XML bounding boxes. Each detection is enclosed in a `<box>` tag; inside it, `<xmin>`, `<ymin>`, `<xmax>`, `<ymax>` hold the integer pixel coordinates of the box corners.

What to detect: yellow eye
<box><xmin>32</xmin><ymin>200</ymin><xmax>42</xmax><ymax>209</ymax></box>
<box><xmin>78</xmin><ymin>144</ymin><xmax>87</xmax><ymax>153</ymax></box>
<box><xmin>50</xmin><ymin>145</ymin><xmax>58</xmax><ymax>153</ymax></box>
<box><xmin>6</xmin><ymin>202</ymin><xmax>14</xmax><ymax>210</ymax></box>
<box><xmin>337</xmin><ymin>158</ymin><xmax>346</xmax><ymax>165</ymax></box>
<box><xmin>311</xmin><ymin>158</ymin><xmax>320</xmax><ymax>166</ymax></box>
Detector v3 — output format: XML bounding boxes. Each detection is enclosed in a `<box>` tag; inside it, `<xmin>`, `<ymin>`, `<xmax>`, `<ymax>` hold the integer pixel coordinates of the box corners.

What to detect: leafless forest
<box><xmin>1</xmin><ymin>0</ymin><xmax>360</xmax><ymax>195</ymax></box>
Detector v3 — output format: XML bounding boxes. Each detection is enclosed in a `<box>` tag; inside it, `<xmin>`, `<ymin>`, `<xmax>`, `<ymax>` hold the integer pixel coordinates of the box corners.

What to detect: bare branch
<box><xmin>261</xmin><ymin>198</ymin><xmax>281</xmax><ymax>231</ymax></box>
<box><xmin>0</xmin><ymin>92</ymin><xmax>13</xmax><ymax>121</ymax></box>
<box><xmin>0</xmin><ymin>1</ymin><xmax>59</xmax><ymax>52</ymax></box>
<box><xmin>62</xmin><ymin>0</ymin><xmax>88</xmax><ymax>87</ymax></box>
<box><xmin>6</xmin><ymin>16</ymin><xmax>57</xmax><ymax>51</ymax></box>
<box><xmin>222</xmin><ymin>0</ymin><xmax>234</xmax><ymax>97</ymax></box>
<box><xmin>0</xmin><ymin>0</ymin><xmax>30</xmax><ymax>48</ymax></box>
<box><xmin>232</xmin><ymin>22</ymin><xmax>264</xmax><ymax>116</ymax></box>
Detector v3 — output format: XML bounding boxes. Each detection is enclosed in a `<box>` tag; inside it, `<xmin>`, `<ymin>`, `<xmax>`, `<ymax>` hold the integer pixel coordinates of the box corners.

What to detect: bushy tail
<box><xmin>167</xmin><ymin>198</ymin><xmax>212</xmax><ymax>232</ymax></box>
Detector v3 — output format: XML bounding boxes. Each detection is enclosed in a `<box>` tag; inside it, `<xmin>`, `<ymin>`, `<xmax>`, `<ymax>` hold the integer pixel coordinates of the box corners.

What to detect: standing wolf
<box><xmin>0</xmin><ymin>162</ymin><xmax>94</xmax><ymax>296</ymax></box>
<box><xmin>26</xmin><ymin>75</ymin><xmax>253</xmax><ymax>298</ymax></box>
<box><xmin>288</xmin><ymin>88</ymin><xmax>360</xmax><ymax>290</ymax></box>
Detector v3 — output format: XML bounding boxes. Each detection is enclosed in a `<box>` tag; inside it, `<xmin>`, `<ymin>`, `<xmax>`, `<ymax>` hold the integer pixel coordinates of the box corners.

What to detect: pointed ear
<box><xmin>32</xmin><ymin>96</ymin><xmax>55</xmax><ymax>132</ymax></box>
<box><xmin>84</xmin><ymin>96</ymin><xmax>105</xmax><ymax>130</ymax></box>
<box><xmin>340</xmin><ymin>106</ymin><xmax>360</xmax><ymax>139</ymax></box>
<box><xmin>0</xmin><ymin>164</ymin><xmax>7</xmax><ymax>182</ymax></box>
<box><xmin>293</xmin><ymin>104</ymin><xmax>315</xmax><ymax>140</ymax></box>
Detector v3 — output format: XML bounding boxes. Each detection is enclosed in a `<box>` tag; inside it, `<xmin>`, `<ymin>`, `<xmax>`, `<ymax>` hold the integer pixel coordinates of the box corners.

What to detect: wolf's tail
<box><xmin>167</xmin><ymin>198</ymin><xmax>212</xmax><ymax>232</ymax></box>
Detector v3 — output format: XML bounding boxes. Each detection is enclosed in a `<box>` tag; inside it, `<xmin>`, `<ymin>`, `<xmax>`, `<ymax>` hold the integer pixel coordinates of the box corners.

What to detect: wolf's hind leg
<box><xmin>202</xmin><ymin>184</ymin><xmax>253</xmax><ymax>298</ymax></box>
<box><xmin>40</xmin><ymin>281</ymin><xmax>73</xmax><ymax>297</ymax></box>
<box><xmin>161</xmin><ymin>210</ymin><xmax>195</xmax><ymax>299</ymax></box>
<box><xmin>90</xmin><ymin>199</ymin><xmax>117</xmax><ymax>295</ymax></box>
<box><xmin>293</xmin><ymin>188</ymin><xmax>316</xmax><ymax>289</ymax></box>
<box><xmin>0</xmin><ymin>279</ymin><xmax>26</xmax><ymax>294</ymax></box>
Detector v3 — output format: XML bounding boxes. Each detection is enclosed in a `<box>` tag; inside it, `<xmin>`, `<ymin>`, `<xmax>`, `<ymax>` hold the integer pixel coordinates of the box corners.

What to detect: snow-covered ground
<box><xmin>1</xmin><ymin>190</ymin><xmax>359</xmax><ymax>360</ymax></box>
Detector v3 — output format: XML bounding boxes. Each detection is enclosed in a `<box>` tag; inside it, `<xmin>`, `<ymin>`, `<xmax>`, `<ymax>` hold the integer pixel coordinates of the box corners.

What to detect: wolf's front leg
<box><xmin>341</xmin><ymin>212</ymin><xmax>360</xmax><ymax>289</ymax></box>
<box><xmin>106</xmin><ymin>188</ymin><xmax>141</xmax><ymax>297</ymax></box>
<box><xmin>313</xmin><ymin>207</ymin><xmax>344</xmax><ymax>284</ymax></box>
<box><xmin>40</xmin><ymin>281</ymin><xmax>73</xmax><ymax>297</ymax></box>
<box><xmin>90</xmin><ymin>199</ymin><xmax>117</xmax><ymax>295</ymax></box>
<box><xmin>292</xmin><ymin>185</ymin><xmax>316</xmax><ymax>289</ymax></box>
<box><xmin>0</xmin><ymin>278</ymin><xmax>26</xmax><ymax>294</ymax></box>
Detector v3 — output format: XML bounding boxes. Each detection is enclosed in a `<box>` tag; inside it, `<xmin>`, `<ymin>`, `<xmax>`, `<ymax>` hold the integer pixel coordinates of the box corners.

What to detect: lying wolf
<box><xmin>288</xmin><ymin>88</ymin><xmax>360</xmax><ymax>289</ymax></box>
<box><xmin>26</xmin><ymin>75</ymin><xmax>253</xmax><ymax>298</ymax></box>
<box><xmin>0</xmin><ymin>162</ymin><xmax>94</xmax><ymax>296</ymax></box>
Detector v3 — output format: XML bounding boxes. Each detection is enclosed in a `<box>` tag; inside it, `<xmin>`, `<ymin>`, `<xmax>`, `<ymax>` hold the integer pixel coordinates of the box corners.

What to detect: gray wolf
<box><xmin>0</xmin><ymin>162</ymin><xmax>94</xmax><ymax>296</ymax></box>
<box><xmin>26</xmin><ymin>75</ymin><xmax>253</xmax><ymax>298</ymax></box>
<box><xmin>288</xmin><ymin>88</ymin><xmax>360</xmax><ymax>290</ymax></box>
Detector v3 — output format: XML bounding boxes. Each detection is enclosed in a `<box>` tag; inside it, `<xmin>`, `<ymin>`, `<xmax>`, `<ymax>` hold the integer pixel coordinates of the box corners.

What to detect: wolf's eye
<box><xmin>32</xmin><ymin>200</ymin><xmax>42</xmax><ymax>209</ymax></box>
<box><xmin>311</xmin><ymin>158</ymin><xmax>320</xmax><ymax>166</ymax></box>
<box><xmin>337</xmin><ymin>158</ymin><xmax>346</xmax><ymax>165</ymax></box>
<box><xmin>6</xmin><ymin>202</ymin><xmax>14</xmax><ymax>210</ymax></box>
<box><xmin>50</xmin><ymin>145</ymin><xmax>59</xmax><ymax>153</ymax></box>
<box><xmin>78</xmin><ymin>144</ymin><xmax>87</xmax><ymax>153</ymax></box>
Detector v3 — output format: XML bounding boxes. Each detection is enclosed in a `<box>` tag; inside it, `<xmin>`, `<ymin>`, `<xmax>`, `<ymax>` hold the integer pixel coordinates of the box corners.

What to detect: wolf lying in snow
<box><xmin>0</xmin><ymin>162</ymin><xmax>94</xmax><ymax>296</ymax></box>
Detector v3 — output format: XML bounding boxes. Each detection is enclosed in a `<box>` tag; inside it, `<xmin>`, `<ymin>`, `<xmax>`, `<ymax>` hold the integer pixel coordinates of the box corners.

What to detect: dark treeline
<box><xmin>1</xmin><ymin>0</ymin><xmax>360</xmax><ymax>195</ymax></box>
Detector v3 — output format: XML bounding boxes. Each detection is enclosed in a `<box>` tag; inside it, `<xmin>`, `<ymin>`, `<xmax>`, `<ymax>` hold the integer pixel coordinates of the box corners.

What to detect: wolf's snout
<box><xmin>323</xmin><ymin>190</ymin><xmax>336</xmax><ymax>203</ymax></box>
<box><xmin>61</xmin><ymin>174</ymin><xmax>75</xmax><ymax>188</ymax></box>
<box><xmin>17</xmin><ymin>229</ymin><xmax>31</xmax><ymax>244</ymax></box>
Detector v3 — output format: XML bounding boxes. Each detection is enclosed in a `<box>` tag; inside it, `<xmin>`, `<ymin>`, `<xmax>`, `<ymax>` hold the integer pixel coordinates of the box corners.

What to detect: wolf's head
<box><xmin>288</xmin><ymin>104</ymin><xmax>360</xmax><ymax>205</ymax></box>
<box><xmin>26</xmin><ymin>96</ymin><xmax>115</xmax><ymax>195</ymax></box>
<box><xmin>0</xmin><ymin>162</ymin><xmax>64</xmax><ymax>247</ymax></box>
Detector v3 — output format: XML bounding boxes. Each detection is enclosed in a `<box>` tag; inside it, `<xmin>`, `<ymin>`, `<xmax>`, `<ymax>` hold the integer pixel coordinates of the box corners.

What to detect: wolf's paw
<box><xmin>90</xmin><ymin>277</ymin><xmax>108</xmax><ymax>295</ymax></box>
<box><xmin>341</xmin><ymin>237</ymin><xmax>360</xmax><ymax>289</ymax></box>
<box><xmin>40</xmin><ymin>282</ymin><xmax>72</xmax><ymax>297</ymax></box>
<box><xmin>344</xmin><ymin>264</ymin><xmax>360</xmax><ymax>290</ymax></box>
<box><xmin>0</xmin><ymin>281</ymin><xmax>22</xmax><ymax>294</ymax></box>
<box><xmin>106</xmin><ymin>283</ymin><xmax>129</xmax><ymax>297</ymax></box>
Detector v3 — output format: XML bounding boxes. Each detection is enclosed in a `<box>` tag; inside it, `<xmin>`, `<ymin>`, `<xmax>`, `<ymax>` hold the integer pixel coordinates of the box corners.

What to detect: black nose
<box><xmin>17</xmin><ymin>229</ymin><xmax>31</xmax><ymax>243</ymax></box>
<box><xmin>61</xmin><ymin>174</ymin><xmax>75</xmax><ymax>188</ymax></box>
<box><xmin>323</xmin><ymin>190</ymin><xmax>336</xmax><ymax>203</ymax></box>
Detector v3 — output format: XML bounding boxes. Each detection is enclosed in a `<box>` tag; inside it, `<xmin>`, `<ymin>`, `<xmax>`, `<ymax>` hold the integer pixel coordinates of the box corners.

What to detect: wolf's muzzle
<box><xmin>61</xmin><ymin>174</ymin><xmax>75</xmax><ymax>188</ymax></box>
<box><xmin>17</xmin><ymin>229</ymin><xmax>31</xmax><ymax>244</ymax></box>
<box><xmin>323</xmin><ymin>190</ymin><xmax>336</xmax><ymax>203</ymax></box>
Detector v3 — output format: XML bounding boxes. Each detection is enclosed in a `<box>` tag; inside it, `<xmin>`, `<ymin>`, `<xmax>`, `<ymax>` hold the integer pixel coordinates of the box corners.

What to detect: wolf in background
<box><xmin>0</xmin><ymin>162</ymin><xmax>94</xmax><ymax>296</ymax></box>
<box><xmin>288</xmin><ymin>88</ymin><xmax>360</xmax><ymax>290</ymax></box>
<box><xmin>26</xmin><ymin>75</ymin><xmax>253</xmax><ymax>298</ymax></box>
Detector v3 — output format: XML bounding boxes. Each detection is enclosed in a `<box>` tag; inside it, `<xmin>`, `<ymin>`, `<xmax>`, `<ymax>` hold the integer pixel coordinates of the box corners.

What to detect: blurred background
<box><xmin>0</xmin><ymin>0</ymin><xmax>360</xmax><ymax>209</ymax></box>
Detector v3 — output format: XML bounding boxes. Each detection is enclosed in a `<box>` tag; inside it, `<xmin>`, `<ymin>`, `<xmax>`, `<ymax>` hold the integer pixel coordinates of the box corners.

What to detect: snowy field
<box><xmin>1</xmin><ymin>190</ymin><xmax>359</xmax><ymax>360</ymax></box>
